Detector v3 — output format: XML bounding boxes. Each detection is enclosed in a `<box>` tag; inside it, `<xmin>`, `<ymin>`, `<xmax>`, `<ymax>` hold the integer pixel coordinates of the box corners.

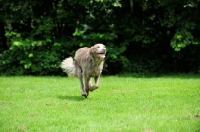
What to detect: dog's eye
<box><xmin>97</xmin><ymin>46</ymin><xmax>100</xmax><ymax>48</ymax></box>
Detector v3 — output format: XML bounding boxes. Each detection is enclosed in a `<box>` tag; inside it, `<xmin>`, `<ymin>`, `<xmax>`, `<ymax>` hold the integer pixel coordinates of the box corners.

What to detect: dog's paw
<box><xmin>89</xmin><ymin>85</ymin><xmax>98</xmax><ymax>92</ymax></box>
<box><xmin>89</xmin><ymin>88</ymin><xmax>94</xmax><ymax>92</ymax></box>
<box><xmin>81</xmin><ymin>92</ymin><xmax>88</xmax><ymax>98</ymax></box>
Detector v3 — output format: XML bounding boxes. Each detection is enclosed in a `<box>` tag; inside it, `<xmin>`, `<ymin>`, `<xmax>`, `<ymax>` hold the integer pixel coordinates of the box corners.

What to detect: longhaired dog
<box><xmin>61</xmin><ymin>44</ymin><xmax>106</xmax><ymax>98</ymax></box>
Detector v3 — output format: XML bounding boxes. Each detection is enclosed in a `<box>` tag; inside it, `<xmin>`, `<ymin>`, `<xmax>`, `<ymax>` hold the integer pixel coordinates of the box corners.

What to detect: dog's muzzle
<box><xmin>97</xmin><ymin>49</ymin><xmax>106</xmax><ymax>59</ymax></box>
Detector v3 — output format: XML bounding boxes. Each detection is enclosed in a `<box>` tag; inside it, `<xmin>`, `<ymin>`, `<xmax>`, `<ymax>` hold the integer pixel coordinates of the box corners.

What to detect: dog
<box><xmin>61</xmin><ymin>43</ymin><xmax>106</xmax><ymax>98</ymax></box>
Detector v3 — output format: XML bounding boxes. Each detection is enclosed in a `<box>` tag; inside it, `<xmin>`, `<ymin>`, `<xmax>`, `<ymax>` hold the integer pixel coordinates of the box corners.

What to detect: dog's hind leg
<box><xmin>75</xmin><ymin>62</ymin><xmax>87</xmax><ymax>98</ymax></box>
<box><xmin>84</xmin><ymin>77</ymin><xmax>91</xmax><ymax>97</ymax></box>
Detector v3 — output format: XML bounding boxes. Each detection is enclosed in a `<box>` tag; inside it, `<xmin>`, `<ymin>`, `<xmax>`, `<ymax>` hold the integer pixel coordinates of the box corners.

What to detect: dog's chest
<box><xmin>84</xmin><ymin>61</ymin><xmax>103</xmax><ymax>77</ymax></box>
<box><xmin>87</xmin><ymin>65</ymin><xmax>102</xmax><ymax>77</ymax></box>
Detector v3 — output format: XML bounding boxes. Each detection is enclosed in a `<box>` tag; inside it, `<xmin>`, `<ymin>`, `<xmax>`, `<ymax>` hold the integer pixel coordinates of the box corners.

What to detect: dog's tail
<box><xmin>60</xmin><ymin>57</ymin><xmax>76</xmax><ymax>77</ymax></box>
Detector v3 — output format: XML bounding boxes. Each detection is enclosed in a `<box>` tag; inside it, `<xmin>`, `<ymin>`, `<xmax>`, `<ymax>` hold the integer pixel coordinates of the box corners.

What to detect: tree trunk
<box><xmin>0</xmin><ymin>22</ymin><xmax>8</xmax><ymax>52</ymax></box>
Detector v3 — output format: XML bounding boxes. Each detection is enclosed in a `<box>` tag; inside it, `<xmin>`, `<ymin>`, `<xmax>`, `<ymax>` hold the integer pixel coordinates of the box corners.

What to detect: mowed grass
<box><xmin>0</xmin><ymin>75</ymin><xmax>200</xmax><ymax>132</ymax></box>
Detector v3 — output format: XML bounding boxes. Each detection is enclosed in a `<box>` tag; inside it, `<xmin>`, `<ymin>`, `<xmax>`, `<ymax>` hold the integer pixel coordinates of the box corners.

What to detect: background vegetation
<box><xmin>0</xmin><ymin>0</ymin><xmax>200</xmax><ymax>75</ymax></box>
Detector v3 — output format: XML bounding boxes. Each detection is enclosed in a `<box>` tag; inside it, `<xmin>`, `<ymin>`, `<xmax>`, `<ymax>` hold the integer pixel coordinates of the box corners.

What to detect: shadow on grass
<box><xmin>58</xmin><ymin>95</ymin><xmax>85</xmax><ymax>101</ymax></box>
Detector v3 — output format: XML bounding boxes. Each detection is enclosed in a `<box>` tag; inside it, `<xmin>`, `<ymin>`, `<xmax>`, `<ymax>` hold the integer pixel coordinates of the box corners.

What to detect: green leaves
<box><xmin>0</xmin><ymin>38</ymin><xmax>63</xmax><ymax>75</ymax></box>
<box><xmin>112</xmin><ymin>0</ymin><xmax>122</xmax><ymax>7</ymax></box>
<box><xmin>1</xmin><ymin>0</ymin><xmax>200</xmax><ymax>75</ymax></box>
<box><xmin>171</xmin><ymin>30</ymin><xmax>199</xmax><ymax>51</ymax></box>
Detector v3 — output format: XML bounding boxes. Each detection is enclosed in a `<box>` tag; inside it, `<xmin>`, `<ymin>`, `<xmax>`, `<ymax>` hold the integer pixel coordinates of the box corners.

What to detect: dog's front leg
<box><xmin>89</xmin><ymin>75</ymin><xmax>100</xmax><ymax>91</ymax></box>
<box><xmin>89</xmin><ymin>78</ymin><xmax>92</xmax><ymax>89</ymax></box>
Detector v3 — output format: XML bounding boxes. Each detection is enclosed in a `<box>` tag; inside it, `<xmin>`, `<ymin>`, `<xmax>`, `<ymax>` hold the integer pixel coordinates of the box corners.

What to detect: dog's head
<box><xmin>90</xmin><ymin>44</ymin><xmax>106</xmax><ymax>60</ymax></box>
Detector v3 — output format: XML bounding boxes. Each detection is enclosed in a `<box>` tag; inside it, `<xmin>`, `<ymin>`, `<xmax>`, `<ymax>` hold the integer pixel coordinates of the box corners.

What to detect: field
<box><xmin>0</xmin><ymin>75</ymin><xmax>200</xmax><ymax>132</ymax></box>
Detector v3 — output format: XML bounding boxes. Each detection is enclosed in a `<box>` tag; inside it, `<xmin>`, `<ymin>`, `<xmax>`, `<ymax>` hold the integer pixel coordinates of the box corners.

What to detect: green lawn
<box><xmin>0</xmin><ymin>75</ymin><xmax>200</xmax><ymax>132</ymax></box>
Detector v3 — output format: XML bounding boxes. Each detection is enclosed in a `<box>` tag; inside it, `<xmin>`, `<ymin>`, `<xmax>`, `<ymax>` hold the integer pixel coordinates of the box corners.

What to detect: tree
<box><xmin>0</xmin><ymin>0</ymin><xmax>200</xmax><ymax>75</ymax></box>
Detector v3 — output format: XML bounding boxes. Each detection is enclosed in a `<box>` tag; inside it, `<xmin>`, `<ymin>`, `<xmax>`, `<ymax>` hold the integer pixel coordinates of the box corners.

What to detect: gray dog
<box><xmin>61</xmin><ymin>43</ymin><xmax>106</xmax><ymax>98</ymax></box>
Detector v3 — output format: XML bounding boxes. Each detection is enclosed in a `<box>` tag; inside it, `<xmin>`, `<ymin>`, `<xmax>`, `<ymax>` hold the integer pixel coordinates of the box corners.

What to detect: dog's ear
<box><xmin>90</xmin><ymin>46</ymin><xmax>96</xmax><ymax>55</ymax></box>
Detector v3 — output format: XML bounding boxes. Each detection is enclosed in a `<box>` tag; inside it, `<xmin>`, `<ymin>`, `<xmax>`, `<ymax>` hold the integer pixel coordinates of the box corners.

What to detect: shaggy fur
<box><xmin>61</xmin><ymin>44</ymin><xmax>106</xmax><ymax>98</ymax></box>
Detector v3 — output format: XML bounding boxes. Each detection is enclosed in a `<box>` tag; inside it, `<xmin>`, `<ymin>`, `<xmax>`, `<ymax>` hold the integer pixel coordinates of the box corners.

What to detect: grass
<box><xmin>0</xmin><ymin>75</ymin><xmax>200</xmax><ymax>132</ymax></box>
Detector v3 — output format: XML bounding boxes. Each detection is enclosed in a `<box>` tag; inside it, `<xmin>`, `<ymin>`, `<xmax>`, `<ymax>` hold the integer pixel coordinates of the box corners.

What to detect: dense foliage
<box><xmin>0</xmin><ymin>0</ymin><xmax>200</xmax><ymax>75</ymax></box>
